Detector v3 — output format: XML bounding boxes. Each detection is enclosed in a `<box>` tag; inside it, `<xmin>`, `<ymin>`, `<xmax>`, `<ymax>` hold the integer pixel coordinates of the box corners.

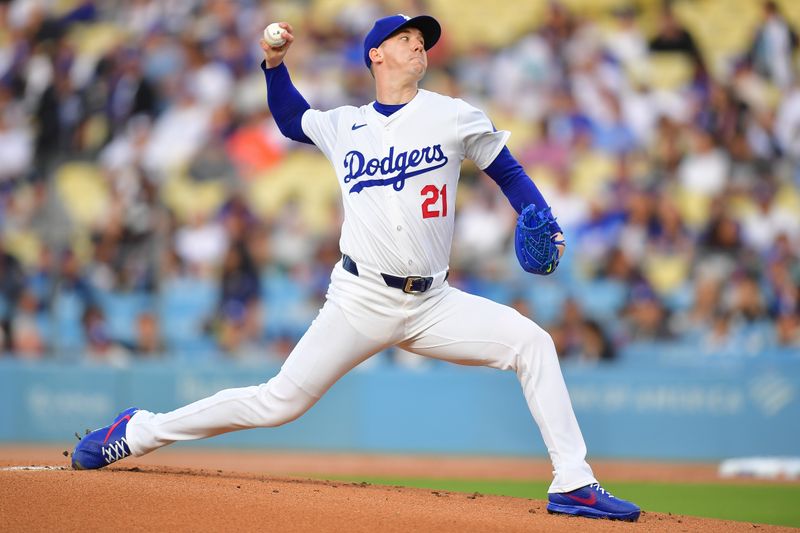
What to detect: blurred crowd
<box><xmin>0</xmin><ymin>0</ymin><xmax>799</xmax><ymax>365</ymax></box>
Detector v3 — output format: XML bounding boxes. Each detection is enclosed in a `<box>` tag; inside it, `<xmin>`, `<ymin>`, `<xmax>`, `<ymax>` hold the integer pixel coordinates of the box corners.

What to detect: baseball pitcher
<box><xmin>73</xmin><ymin>14</ymin><xmax>639</xmax><ymax>522</ymax></box>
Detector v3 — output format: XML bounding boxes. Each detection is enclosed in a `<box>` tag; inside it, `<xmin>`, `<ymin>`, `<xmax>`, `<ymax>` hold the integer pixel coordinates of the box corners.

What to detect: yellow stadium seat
<box><xmin>426</xmin><ymin>0</ymin><xmax>545</xmax><ymax>53</ymax></box>
<box><xmin>776</xmin><ymin>183</ymin><xmax>800</xmax><ymax>217</ymax></box>
<box><xmin>67</xmin><ymin>22</ymin><xmax>128</xmax><ymax>57</ymax></box>
<box><xmin>53</xmin><ymin>0</ymin><xmax>82</xmax><ymax>15</ymax></box>
<box><xmin>644</xmin><ymin>53</ymin><xmax>694</xmax><ymax>90</ymax></box>
<box><xmin>672</xmin><ymin>0</ymin><xmax>763</xmax><ymax>79</ymax></box>
<box><xmin>561</xmin><ymin>0</ymin><xmax>629</xmax><ymax>18</ymax></box>
<box><xmin>54</xmin><ymin>161</ymin><xmax>110</xmax><ymax>227</ymax></box>
<box><xmin>81</xmin><ymin>113</ymin><xmax>109</xmax><ymax>153</ymax></box>
<box><xmin>2</xmin><ymin>230</ymin><xmax>42</xmax><ymax>267</ymax></box>
<box><xmin>490</xmin><ymin>109</ymin><xmax>537</xmax><ymax>153</ymax></box>
<box><xmin>248</xmin><ymin>151</ymin><xmax>339</xmax><ymax>234</ymax></box>
<box><xmin>571</xmin><ymin>151</ymin><xmax>615</xmax><ymax>198</ymax></box>
<box><xmin>161</xmin><ymin>174</ymin><xmax>227</xmax><ymax>221</ymax></box>
<box><xmin>643</xmin><ymin>252</ymin><xmax>691</xmax><ymax>295</ymax></box>
<box><xmin>674</xmin><ymin>186</ymin><xmax>712</xmax><ymax>231</ymax></box>
<box><xmin>779</xmin><ymin>0</ymin><xmax>800</xmax><ymax>29</ymax></box>
<box><xmin>527</xmin><ymin>165</ymin><xmax>557</xmax><ymax>193</ymax></box>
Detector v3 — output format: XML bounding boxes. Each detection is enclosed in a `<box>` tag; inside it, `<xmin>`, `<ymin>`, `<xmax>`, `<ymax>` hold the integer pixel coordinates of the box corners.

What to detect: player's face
<box><xmin>378</xmin><ymin>27</ymin><xmax>427</xmax><ymax>80</ymax></box>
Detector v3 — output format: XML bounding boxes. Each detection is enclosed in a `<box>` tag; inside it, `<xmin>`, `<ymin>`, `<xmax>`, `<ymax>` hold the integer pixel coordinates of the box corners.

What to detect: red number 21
<box><xmin>421</xmin><ymin>184</ymin><xmax>447</xmax><ymax>219</ymax></box>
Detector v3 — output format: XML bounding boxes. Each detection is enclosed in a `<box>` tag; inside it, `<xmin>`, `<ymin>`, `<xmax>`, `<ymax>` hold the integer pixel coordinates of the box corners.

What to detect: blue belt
<box><xmin>342</xmin><ymin>255</ymin><xmax>445</xmax><ymax>294</ymax></box>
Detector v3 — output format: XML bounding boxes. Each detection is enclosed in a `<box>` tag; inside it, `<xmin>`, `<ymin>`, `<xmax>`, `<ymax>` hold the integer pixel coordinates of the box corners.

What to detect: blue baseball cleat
<box><xmin>72</xmin><ymin>408</ymin><xmax>139</xmax><ymax>470</ymax></box>
<box><xmin>547</xmin><ymin>483</ymin><xmax>641</xmax><ymax>521</ymax></box>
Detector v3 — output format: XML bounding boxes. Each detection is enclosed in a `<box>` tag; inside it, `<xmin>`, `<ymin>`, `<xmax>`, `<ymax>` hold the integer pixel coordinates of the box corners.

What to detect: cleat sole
<box><xmin>547</xmin><ymin>502</ymin><xmax>640</xmax><ymax>522</ymax></box>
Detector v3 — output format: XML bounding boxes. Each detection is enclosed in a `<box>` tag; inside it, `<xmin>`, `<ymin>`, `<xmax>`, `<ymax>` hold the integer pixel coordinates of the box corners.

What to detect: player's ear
<box><xmin>369</xmin><ymin>47</ymin><xmax>382</xmax><ymax>65</ymax></box>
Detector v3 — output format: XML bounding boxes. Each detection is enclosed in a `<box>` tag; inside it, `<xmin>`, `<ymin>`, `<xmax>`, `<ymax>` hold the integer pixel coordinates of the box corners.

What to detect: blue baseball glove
<box><xmin>514</xmin><ymin>205</ymin><xmax>564</xmax><ymax>276</ymax></box>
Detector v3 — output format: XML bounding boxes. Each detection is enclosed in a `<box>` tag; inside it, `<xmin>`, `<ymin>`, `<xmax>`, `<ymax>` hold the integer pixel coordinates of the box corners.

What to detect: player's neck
<box><xmin>374</xmin><ymin>75</ymin><xmax>419</xmax><ymax>105</ymax></box>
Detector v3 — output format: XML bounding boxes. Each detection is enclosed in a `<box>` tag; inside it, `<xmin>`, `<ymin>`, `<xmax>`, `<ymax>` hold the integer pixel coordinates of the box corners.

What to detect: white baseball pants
<box><xmin>126</xmin><ymin>260</ymin><xmax>597</xmax><ymax>492</ymax></box>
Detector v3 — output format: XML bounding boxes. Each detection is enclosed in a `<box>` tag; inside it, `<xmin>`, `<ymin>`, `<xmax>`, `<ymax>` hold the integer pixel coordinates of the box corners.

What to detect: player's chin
<box><xmin>409</xmin><ymin>62</ymin><xmax>426</xmax><ymax>79</ymax></box>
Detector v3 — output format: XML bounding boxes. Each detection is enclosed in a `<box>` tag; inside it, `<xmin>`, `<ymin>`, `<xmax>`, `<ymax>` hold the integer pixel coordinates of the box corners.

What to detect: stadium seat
<box><xmin>249</xmin><ymin>152</ymin><xmax>339</xmax><ymax>234</ymax></box>
<box><xmin>427</xmin><ymin>0</ymin><xmax>545</xmax><ymax>52</ymax></box>
<box><xmin>572</xmin><ymin>279</ymin><xmax>628</xmax><ymax>321</ymax></box>
<box><xmin>51</xmin><ymin>291</ymin><xmax>87</xmax><ymax>357</ymax></box>
<box><xmin>525</xmin><ymin>280</ymin><xmax>568</xmax><ymax>325</ymax></box>
<box><xmin>159</xmin><ymin>277</ymin><xmax>218</xmax><ymax>355</ymax></box>
<box><xmin>642</xmin><ymin>253</ymin><xmax>692</xmax><ymax>296</ymax></box>
<box><xmin>95</xmin><ymin>291</ymin><xmax>156</xmax><ymax>346</ymax></box>
<box><xmin>54</xmin><ymin>162</ymin><xmax>110</xmax><ymax>228</ymax></box>
<box><xmin>67</xmin><ymin>22</ymin><xmax>126</xmax><ymax>57</ymax></box>
<box><xmin>261</xmin><ymin>270</ymin><xmax>316</xmax><ymax>341</ymax></box>
<box><xmin>644</xmin><ymin>53</ymin><xmax>694</xmax><ymax>91</ymax></box>
<box><xmin>161</xmin><ymin>174</ymin><xmax>227</xmax><ymax>222</ymax></box>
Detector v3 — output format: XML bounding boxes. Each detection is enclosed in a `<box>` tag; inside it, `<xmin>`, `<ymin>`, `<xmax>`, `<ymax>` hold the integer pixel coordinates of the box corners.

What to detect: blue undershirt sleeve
<box><xmin>261</xmin><ymin>61</ymin><xmax>313</xmax><ymax>145</ymax></box>
<box><xmin>484</xmin><ymin>146</ymin><xmax>563</xmax><ymax>234</ymax></box>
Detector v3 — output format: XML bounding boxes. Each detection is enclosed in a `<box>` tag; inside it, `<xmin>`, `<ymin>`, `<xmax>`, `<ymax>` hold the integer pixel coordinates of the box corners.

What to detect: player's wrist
<box><xmin>261</xmin><ymin>59</ymin><xmax>286</xmax><ymax>72</ymax></box>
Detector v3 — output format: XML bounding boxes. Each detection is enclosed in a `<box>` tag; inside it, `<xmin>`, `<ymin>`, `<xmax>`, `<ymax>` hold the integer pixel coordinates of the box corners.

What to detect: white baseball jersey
<box><xmin>301</xmin><ymin>89</ymin><xmax>510</xmax><ymax>276</ymax></box>
<box><xmin>124</xmin><ymin>85</ymin><xmax>597</xmax><ymax>497</ymax></box>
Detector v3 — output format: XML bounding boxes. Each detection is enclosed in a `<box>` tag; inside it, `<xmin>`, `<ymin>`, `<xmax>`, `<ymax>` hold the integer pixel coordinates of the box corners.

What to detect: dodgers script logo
<box><xmin>343</xmin><ymin>145</ymin><xmax>448</xmax><ymax>193</ymax></box>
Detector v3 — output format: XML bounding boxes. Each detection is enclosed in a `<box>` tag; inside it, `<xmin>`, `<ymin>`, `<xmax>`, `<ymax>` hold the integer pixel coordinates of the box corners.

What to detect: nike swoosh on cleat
<box><xmin>566</xmin><ymin>493</ymin><xmax>597</xmax><ymax>506</ymax></box>
<box><xmin>351</xmin><ymin>123</ymin><xmax>368</xmax><ymax>130</ymax></box>
<box><xmin>103</xmin><ymin>415</ymin><xmax>131</xmax><ymax>443</ymax></box>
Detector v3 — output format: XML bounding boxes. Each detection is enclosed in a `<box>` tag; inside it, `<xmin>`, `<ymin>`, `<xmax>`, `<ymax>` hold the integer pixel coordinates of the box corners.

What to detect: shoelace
<box><xmin>102</xmin><ymin>437</ymin><xmax>130</xmax><ymax>464</ymax></box>
<box><xmin>589</xmin><ymin>483</ymin><xmax>615</xmax><ymax>498</ymax></box>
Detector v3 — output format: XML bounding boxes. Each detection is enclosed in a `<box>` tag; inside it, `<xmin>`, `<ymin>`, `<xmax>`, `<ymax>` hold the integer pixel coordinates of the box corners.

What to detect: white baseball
<box><xmin>264</xmin><ymin>23</ymin><xmax>286</xmax><ymax>47</ymax></box>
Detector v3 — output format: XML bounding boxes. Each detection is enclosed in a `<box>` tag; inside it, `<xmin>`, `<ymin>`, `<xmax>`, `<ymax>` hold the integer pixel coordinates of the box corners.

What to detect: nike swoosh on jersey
<box><xmin>351</xmin><ymin>123</ymin><xmax>368</xmax><ymax>130</ymax></box>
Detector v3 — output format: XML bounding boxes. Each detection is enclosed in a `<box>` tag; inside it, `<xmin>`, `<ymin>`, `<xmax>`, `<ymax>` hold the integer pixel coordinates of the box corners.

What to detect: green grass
<box><xmin>313</xmin><ymin>476</ymin><xmax>800</xmax><ymax>528</ymax></box>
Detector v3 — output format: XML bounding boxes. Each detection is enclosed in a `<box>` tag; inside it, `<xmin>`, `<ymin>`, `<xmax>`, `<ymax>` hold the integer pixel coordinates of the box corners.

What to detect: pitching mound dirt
<box><xmin>0</xmin><ymin>447</ymin><xmax>795</xmax><ymax>532</ymax></box>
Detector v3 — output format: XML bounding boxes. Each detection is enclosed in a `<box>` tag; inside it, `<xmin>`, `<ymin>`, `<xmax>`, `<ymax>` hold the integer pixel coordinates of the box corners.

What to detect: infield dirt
<box><xmin>1</xmin><ymin>446</ymin><xmax>796</xmax><ymax>532</ymax></box>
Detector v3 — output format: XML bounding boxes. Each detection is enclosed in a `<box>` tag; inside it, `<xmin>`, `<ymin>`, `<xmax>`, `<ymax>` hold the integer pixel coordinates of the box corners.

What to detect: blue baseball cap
<box><xmin>363</xmin><ymin>14</ymin><xmax>441</xmax><ymax>69</ymax></box>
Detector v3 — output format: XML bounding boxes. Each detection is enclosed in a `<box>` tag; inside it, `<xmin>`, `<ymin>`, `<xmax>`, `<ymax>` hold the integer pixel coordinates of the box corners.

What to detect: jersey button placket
<box><xmin>384</xmin><ymin>124</ymin><xmax>407</xmax><ymax>274</ymax></box>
